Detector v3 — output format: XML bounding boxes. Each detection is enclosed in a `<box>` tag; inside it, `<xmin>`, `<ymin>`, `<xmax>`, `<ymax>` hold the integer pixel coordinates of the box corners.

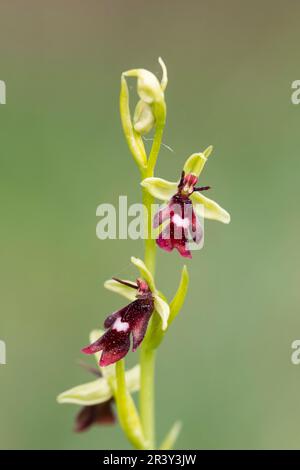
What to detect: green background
<box><xmin>1</xmin><ymin>0</ymin><xmax>300</xmax><ymax>449</ymax></box>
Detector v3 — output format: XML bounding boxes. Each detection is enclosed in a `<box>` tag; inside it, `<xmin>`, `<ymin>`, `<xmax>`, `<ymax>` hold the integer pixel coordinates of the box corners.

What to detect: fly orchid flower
<box><xmin>57</xmin><ymin>330</ymin><xmax>140</xmax><ymax>432</ymax></box>
<box><xmin>82</xmin><ymin>257</ymin><xmax>170</xmax><ymax>366</ymax></box>
<box><xmin>141</xmin><ymin>146</ymin><xmax>231</xmax><ymax>258</ymax></box>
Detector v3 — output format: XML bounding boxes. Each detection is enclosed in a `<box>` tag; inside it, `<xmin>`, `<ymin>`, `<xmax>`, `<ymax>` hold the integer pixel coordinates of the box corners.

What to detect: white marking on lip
<box><xmin>113</xmin><ymin>317</ymin><xmax>130</xmax><ymax>332</ymax></box>
<box><xmin>173</xmin><ymin>214</ymin><xmax>190</xmax><ymax>229</ymax></box>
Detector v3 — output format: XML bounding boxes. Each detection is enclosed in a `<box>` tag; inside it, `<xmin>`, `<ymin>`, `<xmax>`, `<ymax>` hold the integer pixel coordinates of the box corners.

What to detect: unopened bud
<box><xmin>133</xmin><ymin>100</ymin><xmax>155</xmax><ymax>135</ymax></box>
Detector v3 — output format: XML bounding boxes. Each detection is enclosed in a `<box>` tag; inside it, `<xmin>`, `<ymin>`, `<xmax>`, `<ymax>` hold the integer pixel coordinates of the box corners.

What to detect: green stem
<box><xmin>139</xmin><ymin>120</ymin><xmax>165</xmax><ymax>449</ymax></box>
<box><xmin>141</xmin><ymin>118</ymin><xmax>165</xmax><ymax>274</ymax></box>
<box><xmin>140</xmin><ymin>185</ymin><xmax>156</xmax><ymax>448</ymax></box>
<box><xmin>140</xmin><ymin>346</ymin><xmax>156</xmax><ymax>448</ymax></box>
<box><xmin>142</xmin><ymin>188</ymin><xmax>156</xmax><ymax>275</ymax></box>
<box><xmin>147</xmin><ymin>114</ymin><xmax>165</xmax><ymax>175</ymax></box>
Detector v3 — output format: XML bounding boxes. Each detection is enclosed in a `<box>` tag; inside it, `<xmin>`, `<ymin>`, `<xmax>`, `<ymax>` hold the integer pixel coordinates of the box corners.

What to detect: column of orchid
<box><xmin>57</xmin><ymin>59</ymin><xmax>230</xmax><ymax>450</ymax></box>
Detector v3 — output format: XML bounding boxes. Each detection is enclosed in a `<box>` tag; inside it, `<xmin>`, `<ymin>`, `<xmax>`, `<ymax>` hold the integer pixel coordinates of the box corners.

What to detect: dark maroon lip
<box><xmin>82</xmin><ymin>287</ymin><xmax>154</xmax><ymax>366</ymax></box>
<box><xmin>74</xmin><ymin>400</ymin><xmax>116</xmax><ymax>433</ymax></box>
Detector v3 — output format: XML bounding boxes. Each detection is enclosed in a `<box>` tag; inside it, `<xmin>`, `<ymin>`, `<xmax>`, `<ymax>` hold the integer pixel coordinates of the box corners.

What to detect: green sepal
<box><xmin>131</xmin><ymin>256</ymin><xmax>156</xmax><ymax>292</ymax></box>
<box><xmin>56</xmin><ymin>378</ymin><xmax>112</xmax><ymax>406</ymax></box>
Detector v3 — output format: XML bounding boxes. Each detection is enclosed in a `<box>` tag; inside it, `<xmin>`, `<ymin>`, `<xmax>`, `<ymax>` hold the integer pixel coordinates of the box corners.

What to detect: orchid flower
<box><xmin>81</xmin><ymin>257</ymin><xmax>170</xmax><ymax>366</ymax></box>
<box><xmin>57</xmin><ymin>330</ymin><xmax>140</xmax><ymax>432</ymax></box>
<box><xmin>141</xmin><ymin>146</ymin><xmax>230</xmax><ymax>258</ymax></box>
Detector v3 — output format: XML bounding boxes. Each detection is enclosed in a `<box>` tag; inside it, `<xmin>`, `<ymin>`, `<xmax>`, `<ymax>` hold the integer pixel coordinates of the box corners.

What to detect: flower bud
<box><xmin>133</xmin><ymin>100</ymin><xmax>155</xmax><ymax>135</ymax></box>
<box><xmin>123</xmin><ymin>58</ymin><xmax>167</xmax><ymax>112</ymax></box>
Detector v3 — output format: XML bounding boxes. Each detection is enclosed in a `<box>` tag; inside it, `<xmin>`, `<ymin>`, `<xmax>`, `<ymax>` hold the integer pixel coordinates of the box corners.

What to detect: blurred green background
<box><xmin>1</xmin><ymin>0</ymin><xmax>300</xmax><ymax>449</ymax></box>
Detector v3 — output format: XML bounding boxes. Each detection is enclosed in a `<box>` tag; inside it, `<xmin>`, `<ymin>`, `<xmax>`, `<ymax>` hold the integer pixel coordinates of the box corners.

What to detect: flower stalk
<box><xmin>139</xmin><ymin>84</ymin><xmax>167</xmax><ymax>449</ymax></box>
<box><xmin>119</xmin><ymin>59</ymin><xmax>168</xmax><ymax>449</ymax></box>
